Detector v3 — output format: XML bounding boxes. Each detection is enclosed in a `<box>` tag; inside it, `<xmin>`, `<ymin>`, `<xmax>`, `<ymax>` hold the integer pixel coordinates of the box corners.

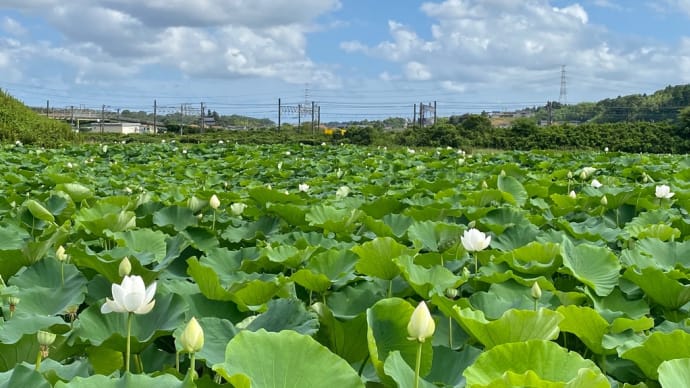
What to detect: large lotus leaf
<box><xmin>45</xmin><ymin>192</ymin><xmax>76</xmax><ymax>224</ymax></box>
<box><xmin>53</xmin><ymin>372</ymin><xmax>193</xmax><ymax>388</ymax></box>
<box><xmin>353</xmin><ymin>237</ymin><xmax>415</xmax><ymax>280</ymax></box>
<box><xmin>9</xmin><ymin>258</ymin><xmax>87</xmax><ymax>315</ymax></box>
<box><xmin>627</xmin><ymin>224</ymin><xmax>680</xmax><ymax>241</ymax></box>
<box><xmin>34</xmin><ymin>358</ymin><xmax>90</xmax><ymax>386</ymax></box>
<box><xmin>381</xmin><ymin>213</ymin><xmax>414</xmax><ymax>238</ymax></box>
<box><xmin>658</xmin><ymin>358</ymin><xmax>690</xmax><ymax>388</ymax></box>
<box><xmin>560</xmin><ymin>238</ymin><xmax>620</xmax><ymax>297</ymax></box>
<box><xmin>480</xmin><ymin>207</ymin><xmax>530</xmax><ymax>234</ymax></box>
<box><xmin>359</xmin><ymin>197</ymin><xmax>404</xmax><ymax>219</ymax></box>
<box><xmin>469</xmin><ymin>280</ymin><xmax>551</xmax><ymax>319</ymax></box>
<box><xmin>622</xmin><ymin>266</ymin><xmax>690</xmax><ymax>309</ymax></box>
<box><xmin>497</xmin><ymin>174</ymin><xmax>527</xmax><ymax>207</ymax></box>
<box><xmin>248</xmin><ymin>186</ymin><xmax>305</xmax><ymax>206</ymax></box>
<box><xmin>557</xmin><ymin>305</ymin><xmax>610</xmax><ymax>355</ymax></box>
<box><xmin>54</xmin><ymin>182</ymin><xmax>93</xmax><ymax>202</ymax></box>
<box><xmin>69</xmin><ymin>293</ymin><xmax>187</xmax><ymax>353</ymax></box>
<box><xmin>152</xmin><ymin>205</ymin><xmax>198</xmax><ymax>232</ymax></box>
<box><xmin>111</xmin><ymin>229</ymin><xmax>168</xmax><ymax>264</ymax></box>
<box><xmin>312</xmin><ymin>303</ymin><xmax>369</xmax><ymax>363</ymax></box>
<box><xmin>366</xmin><ymin>298</ymin><xmax>433</xmax><ymax>386</ymax></box>
<box><xmin>24</xmin><ymin>199</ymin><xmax>55</xmax><ymax>223</ymax></box>
<box><xmin>495</xmin><ymin>241</ymin><xmax>561</xmax><ymax>275</ymax></box>
<box><xmin>305</xmin><ymin>205</ymin><xmax>362</xmax><ymax>235</ymax></box>
<box><xmin>327</xmin><ymin>281</ymin><xmax>386</xmax><ymax>319</ymax></box>
<box><xmin>0</xmin><ymin>223</ymin><xmax>32</xmax><ymax>276</ymax></box>
<box><xmin>221</xmin><ymin>216</ymin><xmax>282</xmax><ymax>243</ymax></box>
<box><xmin>633</xmin><ymin>238</ymin><xmax>690</xmax><ymax>270</ymax></box>
<box><xmin>472</xmin><ymin>368</ymin><xmax>610</xmax><ymax>388</ymax></box>
<box><xmin>213</xmin><ymin>329</ymin><xmax>364</xmax><ymax>388</ymax></box>
<box><xmin>264</xmin><ymin>203</ymin><xmax>308</xmax><ymax>227</ymax></box>
<box><xmin>622</xmin><ymin>330</ymin><xmax>690</xmax><ymax>380</ymax></box>
<box><xmin>0</xmin><ymin>363</ymin><xmax>50</xmax><ymax>388</ymax></box>
<box><xmin>173</xmin><ymin>317</ymin><xmax>237</xmax><ymax>368</ymax></box>
<box><xmin>558</xmin><ymin>217</ymin><xmax>621</xmax><ymax>243</ymax></box>
<box><xmin>383</xmin><ymin>350</ymin><xmax>436</xmax><ymax>388</ymax></box>
<box><xmin>304</xmin><ymin>248</ymin><xmax>358</xmax><ymax>288</ymax></box>
<box><xmin>75</xmin><ymin>203</ymin><xmax>136</xmax><ymax>236</ymax></box>
<box><xmin>452</xmin><ymin>307</ymin><xmax>562</xmax><ymax>349</ymax></box>
<box><xmin>587</xmin><ymin>287</ymin><xmax>649</xmax><ymax>320</ymax></box>
<box><xmin>394</xmin><ymin>255</ymin><xmax>465</xmax><ymax>298</ymax></box>
<box><xmin>291</xmin><ymin>269</ymin><xmax>331</xmax><ymax>293</ymax></box>
<box><xmin>68</xmin><ymin>245</ymin><xmax>157</xmax><ymax>286</ymax></box>
<box><xmin>426</xmin><ymin>345</ymin><xmax>481</xmax><ymax>387</ymax></box>
<box><xmin>245</xmin><ymin>298</ymin><xmax>319</xmax><ymax>335</ymax></box>
<box><xmin>0</xmin><ymin>314</ymin><xmax>66</xmax><ymax>344</ymax></box>
<box><xmin>406</xmin><ymin>220</ymin><xmax>464</xmax><ymax>253</ymax></box>
<box><xmin>490</xmin><ymin>223</ymin><xmax>539</xmax><ymax>251</ymax></box>
<box><xmin>186</xmin><ymin>257</ymin><xmax>234</xmax><ymax>301</ymax></box>
<box><xmin>463</xmin><ymin>340</ymin><xmax>607</xmax><ymax>387</ymax></box>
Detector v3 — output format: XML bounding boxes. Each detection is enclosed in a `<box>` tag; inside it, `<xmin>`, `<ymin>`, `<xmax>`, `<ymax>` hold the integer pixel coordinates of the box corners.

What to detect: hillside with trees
<box><xmin>0</xmin><ymin>89</ymin><xmax>76</xmax><ymax>145</ymax></box>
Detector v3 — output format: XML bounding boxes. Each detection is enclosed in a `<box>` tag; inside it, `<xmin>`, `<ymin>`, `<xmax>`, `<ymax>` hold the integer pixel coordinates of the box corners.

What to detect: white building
<box><xmin>94</xmin><ymin>122</ymin><xmax>150</xmax><ymax>134</ymax></box>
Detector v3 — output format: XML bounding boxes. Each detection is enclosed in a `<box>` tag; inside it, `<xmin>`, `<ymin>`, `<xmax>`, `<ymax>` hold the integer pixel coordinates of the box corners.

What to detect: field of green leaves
<box><xmin>2</xmin><ymin>141</ymin><xmax>690</xmax><ymax>387</ymax></box>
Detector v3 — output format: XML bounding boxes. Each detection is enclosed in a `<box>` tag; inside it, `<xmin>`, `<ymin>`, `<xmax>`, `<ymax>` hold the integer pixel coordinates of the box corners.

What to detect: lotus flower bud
<box><xmin>209</xmin><ymin>195</ymin><xmax>220</xmax><ymax>210</ymax></box>
<box><xmin>180</xmin><ymin>317</ymin><xmax>204</xmax><ymax>353</ymax></box>
<box><xmin>56</xmin><ymin>245</ymin><xmax>68</xmax><ymax>262</ymax></box>
<box><xmin>481</xmin><ymin>180</ymin><xmax>488</xmax><ymax>189</ymax></box>
<box><xmin>567</xmin><ymin>171</ymin><xmax>573</xmax><ymax>179</ymax></box>
<box><xmin>230</xmin><ymin>202</ymin><xmax>247</xmax><ymax>216</ymax></box>
<box><xmin>37</xmin><ymin>330</ymin><xmax>57</xmax><ymax>347</ymax></box>
<box><xmin>579</xmin><ymin>170</ymin><xmax>587</xmax><ymax>180</ymax></box>
<box><xmin>407</xmin><ymin>301</ymin><xmax>435</xmax><ymax>343</ymax></box>
<box><xmin>600</xmin><ymin>196</ymin><xmax>608</xmax><ymax>206</ymax></box>
<box><xmin>531</xmin><ymin>282</ymin><xmax>542</xmax><ymax>299</ymax></box>
<box><xmin>119</xmin><ymin>257</ymin><xmax>132</xmax><ymax>277</ymax></box>
<box><xmin>500</xmin><ymin>170</ymin><xmax>506</xmax><ymax>177</ymax></box>
<box><xmin>568</xmin><ymin>190</ymin><xmax>576</xmax><ymax>199</ymax></box>
<box><xmin>445</xmin><ymin>288</ymin><xmax>459</xmax><ymax>299</ymax></box>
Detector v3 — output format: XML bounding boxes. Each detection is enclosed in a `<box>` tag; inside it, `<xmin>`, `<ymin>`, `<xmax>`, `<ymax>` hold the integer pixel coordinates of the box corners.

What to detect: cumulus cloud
<box><xmin>2</xmin><ymin>17</ymin><xmax>26</xmax><ymax>36</ymax></box>
<box><xmin>0</xmin><ymin>0</ymin><xmax>341</xmax><ymax>87</ymax></box>
<box><xmin>340</xmin><ymin>0</ymin><xmax>690</xmax><ymax>100</ymax></box>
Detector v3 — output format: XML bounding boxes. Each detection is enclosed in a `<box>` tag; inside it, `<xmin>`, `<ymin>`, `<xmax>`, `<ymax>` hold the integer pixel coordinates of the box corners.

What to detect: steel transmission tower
<box><xmin>559</xmin><ymin>65</ymin><xmax>567</xmax><ymax>105</ymax></box>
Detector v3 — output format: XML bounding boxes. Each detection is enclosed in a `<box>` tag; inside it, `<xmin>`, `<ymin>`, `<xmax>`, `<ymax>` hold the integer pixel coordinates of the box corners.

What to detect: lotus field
<box><xmin>3</xmin><ymin>141</ymin><xmax>690</xmax><ymax>387</ymax></box>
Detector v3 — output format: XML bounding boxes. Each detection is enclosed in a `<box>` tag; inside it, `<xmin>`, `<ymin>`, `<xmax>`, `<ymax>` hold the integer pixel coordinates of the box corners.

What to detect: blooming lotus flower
<box><xmin>230</xmin><ymin>202</ymin><xmax>247</xmax><ymax>216</ymax></box>
<box><xmin>298</xmin><ymin>183</ymin><xmax>310</xmax><ymax>192</ymax></box>
<box><xmin>407</xmin><ymin>301</ymin><xmax>435</xmax><ymax>342</ymax></box>
<box><xmin>461</xmin><ymin>228</ymin><xmax>491</xmax><ymax>252</ymax></box>
<box><xmin>591</xmin><ymin>179</ymin><xmax>603</xmax><ymax>188</ymax></box>
<box><xmin>209</xmin><ymin>194</ymin><xmax>220</xmax><ymax>210</ymax></box>
<box><xmin>180</xmin><ymin>317</ymin><xmax>204</xmax><ymax>353</ymax></box>
<box><xmin>336</xmin><ymin>185</ymin><xmax>350</xmax><ymax>199</ymax></box>
<box><xmin>655</xmin><ymin>184</ymin><xmax>674</xmax><ymax>199</ymax></box>
<box><xmin>101</xmin><ymin>275</ymin><xmax>156</xmax><ymax>315</ymax></box>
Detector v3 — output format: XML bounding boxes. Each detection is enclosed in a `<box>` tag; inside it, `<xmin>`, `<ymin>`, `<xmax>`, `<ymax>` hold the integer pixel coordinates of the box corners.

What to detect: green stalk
<box><xmin>212</xmin><ymin>210</ymin><xmax>216</xmax><ymax>231</ymax></box>
<box><xmin>126</xmin><ymin>312</ymin><xmax>133</xmax><ymax>373</ymax></box>
<box><xmin>176</xmin><ymin>351</ymin><xmax>180</xmax><ymax>373</ymax></box>
<box><xmin>189</xmin><ymin>352</ymin><xmax>197</xmax><ymax>380</ymax></box>
<box><xmin>60</xmin><ymin>262</ymin><xmax>64</xmax><ymax>287</ymax></box>
<box><xmin>448</xmin><ymin>316</ymin><xmax>453</xmax><ymax>349</ymax></box>
<box><xmin>413</xmin><ymin>341</ymin><xmax>423</xmax><ymax>388</ymax></box>
<box><xmin>35</xmin><ymin>350</ymin><xmax>42</xmax><ymax>371</ymax></box>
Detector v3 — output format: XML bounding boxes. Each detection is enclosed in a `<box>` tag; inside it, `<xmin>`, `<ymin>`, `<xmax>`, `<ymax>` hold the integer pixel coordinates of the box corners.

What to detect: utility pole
<box><xmin>433</xmin><ymin>101</ymin><xmax>437</xmax><ymax>125</ymax></box>
<box><xmin>153</xmin><ymin>100</ymin><xmax>157</xmax><ymax>134</ymax></box>
<box><xmin>200</xmin><ymin>102</ymin><xmax>205</xmax><ymax>133</ymax></box>
<box><xmin>298</xmin><ymin>104</ymin><xmax>302</xmax><ymax>131</ymax></box>
<box><xmin>101</xmin><ymin>104</ymin><xmax>105</xmax><ymax>133</ymax></box>
<box><xmin>419</xmin><ymin>102</ymin><xmax>424</xmax><ymax>128</ymax></box>
<box><xmin>317</xmin><ymin>105</ymin><xmax>321</xmax><ymax>129</ymax></box>
<box><xmin>278</xmin><ymin>98</ymin><xmax>281</xmax><ymax>131</ymax></box>
<box><xmin>413</xmin><ymin>104</ymin><xmax>417</xmax><ymax>129</ymax></box>
<box><xmin>311</xmin><ymin>101</ymin><xmax>315</xmax><ymax>136</ymax></box>
<box><xmin>46</xmin><ymin>100</ymin><xmax>50</xmax><ymax>117</ymax></box>
<box><xmin>559</xmin><ymin>65</ymin><xmax>567</xmax><ymax>105</ymax></box>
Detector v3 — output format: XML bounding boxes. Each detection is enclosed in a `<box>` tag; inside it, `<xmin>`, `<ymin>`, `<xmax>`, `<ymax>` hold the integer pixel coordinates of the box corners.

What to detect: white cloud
<box><xmin>0</xmin><ymin>0</ymin><xmax>341</xmax><ymax>87</ymax></box>
<box><xmin>405</xmin><ymin>62</ymin><xmax>432</xmax><ymax>80</ymax></box>
<box><xmin>2</xmin><ymin>17</ymin><xmax>26</xmax><ymax>36</ymax></box>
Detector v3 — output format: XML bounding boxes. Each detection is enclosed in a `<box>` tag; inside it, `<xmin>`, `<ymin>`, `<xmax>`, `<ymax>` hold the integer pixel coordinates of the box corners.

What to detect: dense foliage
<box><xmin>0</xmin><ymin>90</ymin><xmax>77</xmax><ymax>145</ymax></box>
<box><xmin>1</xmin><ymin>143</ymin><xmax>690</xmax><ymax>386</ymax></box>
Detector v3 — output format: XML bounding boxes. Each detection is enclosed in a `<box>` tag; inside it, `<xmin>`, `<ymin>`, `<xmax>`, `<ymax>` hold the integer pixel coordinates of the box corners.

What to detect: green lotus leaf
<box><xmin>221</xmin><ymin>216</ymin><xmax>282</xmax><ymax>243</ymax></box>
<box><xmin>480</xmin><ymin>207</ymin><xmax>530</xmax><ymax>234</ymax></box>
<box><xmin>75</xmin><ymin>203</ymin><xmax>136</xmax><ymax>236</ymax></box>
<box><xmin>463</xmin><ymin>340</ymin><xmax>608</xmax><ymax>387</ymax></box>
<box><xmin>453</xmin><ymin>307</ymin><xmax>563</xmax><ymax>349</ymax></box>
<box><xmin>327</xmin><ymin>281</ymin><xmax>385</xmax><ymax>319</ymax></box>
<box><xmin>306</xmin><ymin>205</ymin><xmax>362</xmax><ymax>235</ymax></box>
<box><xmin>291</xmin><ymin>268</ymin><xmax>331</xmax><ymax>293</ymax></box>
<box><xmin>469</xmin><ymin>280</ymin><xmax>552</xmax><ymax>319</ymax></box>
<box><xmin>634</xmin><ymin>238</ymin><xmax>690</xmax><ymax>270</ymax></box>
<box><xmin>497</xmin><ymin>174</ymin><xmax>528</xmax><ymax>207</ymax></box>
<box><xmin>426</xmin><ymin>345</ymin><xmax>481</xmax><ymax>387</ymax></box>
<box><xmin>111</xmin><ymin>229</ymin><xmax>169</xmax><ymax>265</ymax></box>
<box><xmin>0</xmin><ymin>314</ymin><xmax>66</xmax><ymax>344</ymax></box>
<box><xmin>383</xmin><ymin>350</ymin><xmax>436</xmax><ymax>388</ymax></box>
<box><xmin>173</xmin><ymin>317</ymin><xmax>237</xmax><ymax>368</ymax></box>
<box><xmin>495</xmin><ymin>241</ymin><xmax>561</xmax><ymax>275</ymax></box>
<box><xmin>24</xmin><ymin>199</ymin><xmax>55</xmax><ymax>223</ymax></box>
<box><xmin>248</xmin><ymin>186</ymin><xmax>305</xmax><ymax>206</ymax></box>
<box><xmin>366</xmin><ymin>298</ymin><xmax>433</xmax><ymax>386</ymax></box>
<box><xmin>490</xmin><ymin>223</ymin><xmax>539</xmax><ymax>251</ymax></box>
<box><xmin>394</xmin><ymin>255</ymin><xmax>465</xmax><ymax>299</ymax></box>
<box><xmin>68</xmin><ymin>293</ymin><xmax>187</xmax><ymax>353</ymax></box>
<box><xmin>45</xmin><ymin>192</ymin><xmax>76</xmax><ymax>224</ymax></box>
<box><xmin>560</xmin><ymin>238</ymin><xmax>620</xmax><ymax>297</ymax></box>
<box><xmin>304</xmin><ymin>248</ymin><xmax>358</xmax><ymax>289</ymax></box>
<box><xmin>622</xmin><ymin>330</ymin><xmax>690</xmax><ymax>379</ymax></box>
<box><xmin>265</xmin><ymin>203</ymin><xmax>308</xmax><ymax>227</ymax></box>
<box><xmin>181</xmin><ymin>227</ymin><xmax>220</xmax><ymax>251</ymax></box>
<box><xmin>245</xmin><ymin>298</ymin><xmax>319</xmax><ymax>335</ymax></box>
<box><xmin>610</xmin><ymin>316</ymin><xmax>654</xmax><ymax>334</ymax></box>
<box><xmin>658</xmin><ymin>358</ymin><xmax>690</xmax><ymax>388</ymax></box>
<box><xmin>353</xmin><ymin>237</ymin><xmax>415</xmax><ymax>280</ymax></box>
<box><xmin>152</xmin><ymin>205</ymin><xmax>198</xmax><ymax>232</ymax></box>
<box><xmin>312</xmin><ymin>303</ymin><xmax>369</xmax><ymax>363</ymax></box>
<box><xmin>54</xmin><ymin>182</ymin><xmax>93</xmax><ymax>203</ymax></box>
<box><xmin>557</xmin><ymin>305</ymin><xmax>610</xmax><ymax>355</ymax></box>
<box><xmin>359</xmin><ymin>197</ymin><xmax>405</xmax><ymax>219</ymax></box>
<box><xmin>53</xmin><ymin>372</ymin><xmax>193</xmax><ymax>388</ymax></box>
<box><xmin>0</xmin><ymin>363</ymin><xmax>50</xmax><ymax>388</ymax></box>
<box><xmin>213</xmin><ymin>329</ymin><xmax>364</xmax><ymax>388</ymax></box>
<box><xmin>558</xmin><ymin>217</ymin><xmax>621</xmax><ymax>243</ymax></box>
<box><xmin>622</xmin><ymin>266</ymin><xmax>690</xmax><ymax>309</ymax></box>
<box><xmin>36</xmin><ymin>359</ymin><xmax>90</xmax><ymax>386</ymax></box>
<box><xmin>587</xmin><ymin>287</ymin><xmax>649</xmax><ymax>320</ymax></box>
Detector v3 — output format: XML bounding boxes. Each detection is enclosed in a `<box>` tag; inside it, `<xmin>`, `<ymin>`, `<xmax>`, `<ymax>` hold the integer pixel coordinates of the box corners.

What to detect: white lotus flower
<box><xmin>230</xmin><ymin>202</ymin><xmax>247</xmax><ymax>216</ymax></box>
<box><xmin>568</xmin><ymin>190</ymin><xmax>577</xmax><ymax>199</ymax></box>
<box><xmin>56</xmin><ymin>245</ymin><xmax>68</xmax><ymax>262</ymax></box>
<box><xmin>580</xmin><ymin>167</ymin><xmax>596</xmax><ymax>179</ymax></box>
<box><xmin>461</xmin><ymin>228</ymin><xmax>491</xmax><ymax>252</ymax></box>
<box><xmin>298</xmin><ymin>183</ymin><xmax>310</xmax><ymax>192</ymax></box>
<box><xmin>407</xmin><ymin>301</ymin><xmax>435</xmax><ymax>342</ymax></box>
<box><xmin>655</xmin><ymin>184</ymin><xmax>674</xmax><ymax>199</ymax></box>
<box><xmin>180</xmin><ymin>317</ymin><xmax>204</xmax><ymax>353</ymax></box>
<box><xmin>101</xmin><ymin>275</ymin><xmax>156</xmax><ymax>315</ymax></box>
<box><xmin>591</xmin><ymin>179</ymin><xmax>603</xmax><ymax>188</ymax></box>
<box><xmin>336</xmin><ymin>185</ymin><xmax>350</xmax><ymax>199</ymax></box>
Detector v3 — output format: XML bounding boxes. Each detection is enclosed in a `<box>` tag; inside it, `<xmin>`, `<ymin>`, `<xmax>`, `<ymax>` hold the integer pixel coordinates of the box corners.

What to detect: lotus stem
<box><xmin>35</xmin><ymin>350</ymin><xmax>42</xmax><ymax>371</ymax></box>
<box><xmin>60</xmin><ymin>262</ymin><xmax>64</xmax><ymax>286</ymax></box>
<box><xmin>212</xmin><ymin>210</ymin><xmax>216</xmax><ymax>231</ymax></box>
<box><xmin>448</xmin><ymin>316</ymin><xmax>453</xmax><ymax>349</ymax></box>
<box><xmin>126</xmin><ymin>312</ymin><xmax>133</xmax><ymax>373</ymax></box>
<box><xmin>176</xmin><ymin>351</ymin><xmax>180</xmax><ymax>373</ymax></box>
<box><xmin>189</xmin><ymin>352</ymin><xmax>197</xmax><ymax>380</ymax></box>
<box><xmin>413</xmin><ymin>341</ymin><xmax>423</xmax><ymax>388</ymax></box>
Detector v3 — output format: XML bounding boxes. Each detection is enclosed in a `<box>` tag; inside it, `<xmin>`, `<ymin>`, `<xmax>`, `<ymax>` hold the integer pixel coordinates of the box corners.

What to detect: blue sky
<box><xmin>1</xmin><ymin>0</ymin><xmax>689</xmax><ymax>122</ymax></box>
